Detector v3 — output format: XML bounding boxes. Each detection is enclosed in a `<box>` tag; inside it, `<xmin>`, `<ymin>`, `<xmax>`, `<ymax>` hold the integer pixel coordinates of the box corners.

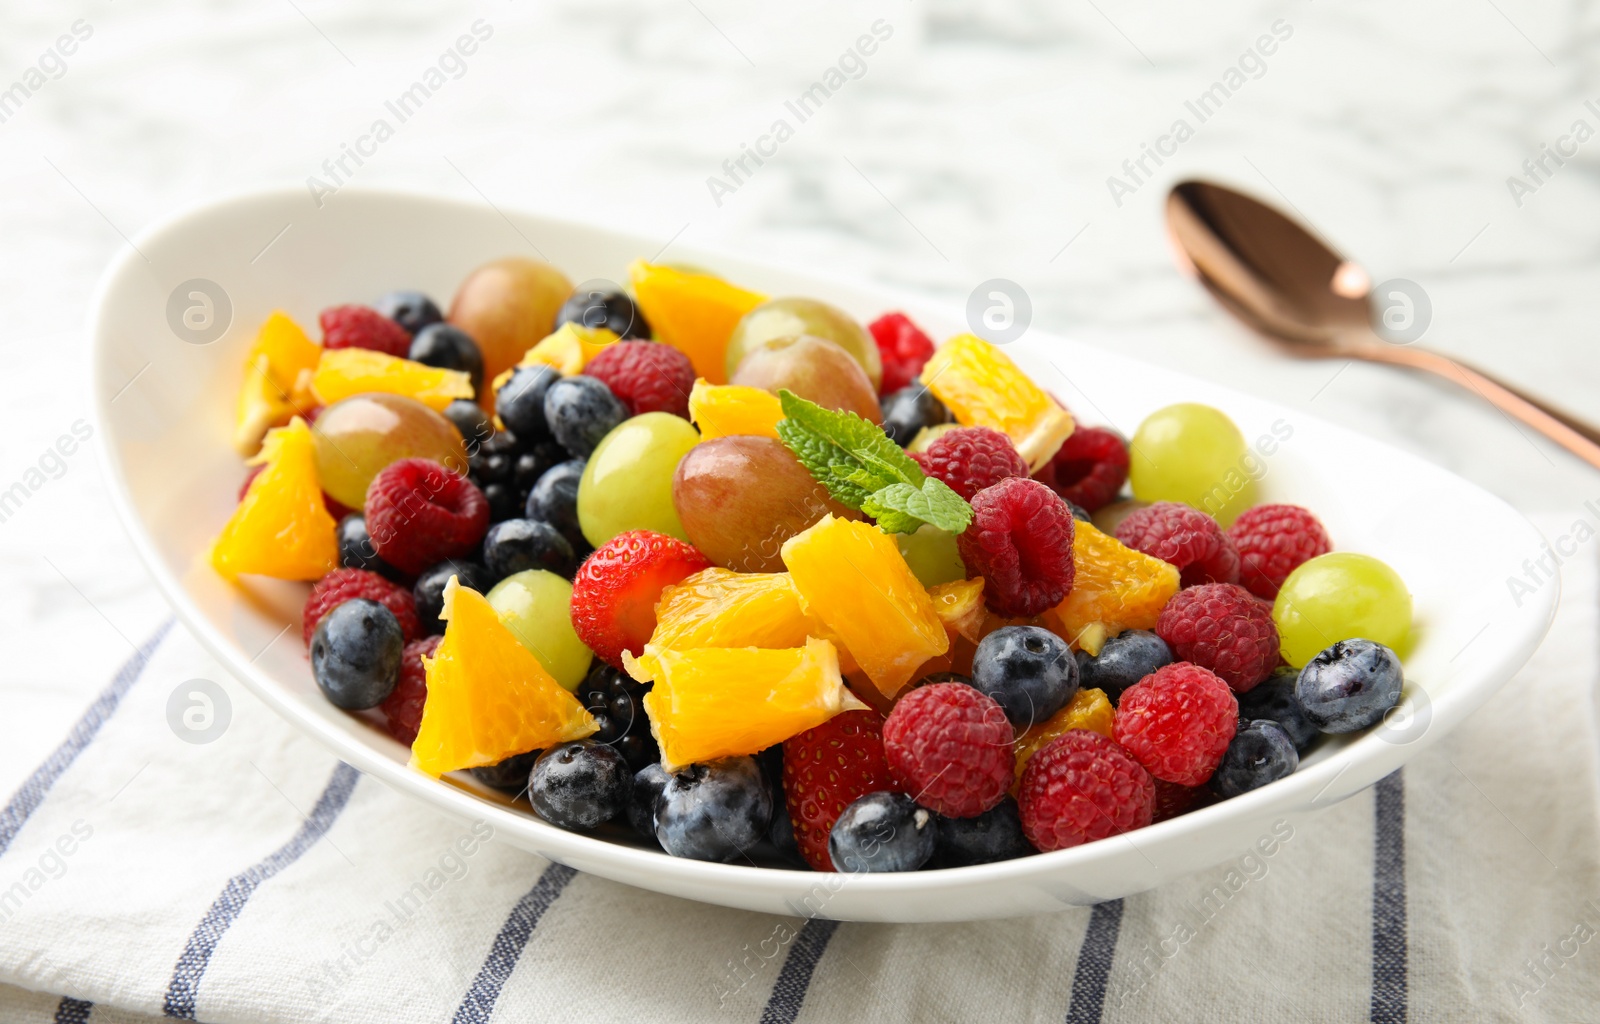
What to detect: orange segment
<box><xmin>1042</xmin><ymin>522</ymin><xmax>1179</xmax><ymax>655</ymax></box>
<box><xmin>519</xmin><ymin>323</ymin><xmax>619</xmax><ymax>376</ymax></box>
<box><xmin>629</xmin><ymin>261</ymin><xmax>766</xmax><ymax>384</ymax></box>
<box><xmin>918</xmin><ymin>333</ymin><xmax>1074</xmax><ymax>471</ymax></box>
<box><xmin>686</xmin><ymin>378</ymin><xmax>784</xmax><ymax>440</ymax></box>
<box><xmin>929</xmin><ymin>578</ymin><xmax>987</xmax><ymax>644</ymax></box>
<box><xmin>781</xmin><ymin>515</ymin><xmax>948</xmax><ymax>698</ymax></box>
<box><xmin>650</xmin><ymin>568</ymin><xmax>811</xmax><ymax>650</ymax></box>
<box><xmin>1013</xmin><ymin>690</ymin><xmax>1115</xmax><ymax>788</ymax></box>
<box><xmin>628</xmin><ymin>638</ymin><xmax>863</xmax><ymax>770</ymax></box>
<box><xmin>311</xmin><ymin>348</ymin><xmax>474</xmax><ymax>411</ymax></box>
<box><xmin>233</xmin><ymin>312</ymin><xmax>321</xmax><ymax>455</ymax></box>
<box><xmin>411</xmin><ymin>576</ymin><xmax>596</xmax><ymax>777</ymax></box>
<box><xmin>210</xmin><ymin>417</ymin><xmax>338</xmax><ymax>581</ymax></box>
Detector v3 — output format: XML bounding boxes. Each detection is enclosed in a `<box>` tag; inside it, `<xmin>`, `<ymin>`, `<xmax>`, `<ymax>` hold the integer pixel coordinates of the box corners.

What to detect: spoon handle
<box><xmin>1362</xmin><ymin>341</ymin><xmax>1600</xmax><ymax>470</ymax></box>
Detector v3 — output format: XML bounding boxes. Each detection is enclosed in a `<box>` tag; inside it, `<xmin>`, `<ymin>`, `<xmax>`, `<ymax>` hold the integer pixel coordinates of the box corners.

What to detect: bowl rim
<box><xmin>88</xmin><ymin>184</ymin><xmax>1562</xmax><ymax>910</ymax></box>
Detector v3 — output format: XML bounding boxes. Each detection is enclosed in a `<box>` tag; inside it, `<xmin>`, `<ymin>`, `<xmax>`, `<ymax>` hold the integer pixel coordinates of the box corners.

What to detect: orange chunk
<box><xmin>518</xmin><ymin>323</ymin><xmax>619</xmax><ymax>377</ymax></box>
<box><xmin>1042</xmin><ymin>522</ymin><xmax>1179</xmax><ymax>655</ymax></box>
<box><xmin>929</xmin><ymin>578</ymin><xmax>987</xmax><ymax>644</ymax></box>
<box><xmin>1013</xmin><ymin>689</ymin><xmax>1115</xmax><ymax>788</ymax></box>
<box><xmin>686</xmin><ymin>378</ymin><xmax>784</xmax><ymax>440</ymax></box>
<box><xmin>650</xmin><ymin>568</ymin><xmax>811</xmax><ymax>650</ymax></box>
<box><xmin>628</xmin><ymin>638</ymin><xmax>862</xmax><ymax>770</ymax></box>
<box><xmin>311</xmin><ymin>348</ymin><xmax>474</xmax><ymax>411</ymax></box>
<box><xmin>233</xmin><ymin>312</ymin><xmax>321</xmax><ymax>455</ymax></box>
<box><xmin>781</xmin><ymin>515</ymin><xmax>948</xmax><ymax>698</ymax></box>
<box><xmin>411</xmin><ymin>576</ymin><xmax>596</xmax><ymax>777</ymax></box>
<box><xmin>918</xmin><ymin>333</ymin><xmax>1074</xmax><ymax>471</ymax></box>
<box><xmin>628</xmin><ymin>261</ymin><xmax>766</xmax><ymax>384</ymax></box>
<box><xmin>210</xmin><ymin>417</ymin><xmax>338</xmax><ymax>581</ymax></box>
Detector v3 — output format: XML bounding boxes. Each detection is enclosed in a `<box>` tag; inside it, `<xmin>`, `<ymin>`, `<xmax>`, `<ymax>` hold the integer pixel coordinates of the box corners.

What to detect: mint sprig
<box><xmin>774</xmin><ymin>390</ymin><xmax>973</xmax><ymax>536</ymax></box>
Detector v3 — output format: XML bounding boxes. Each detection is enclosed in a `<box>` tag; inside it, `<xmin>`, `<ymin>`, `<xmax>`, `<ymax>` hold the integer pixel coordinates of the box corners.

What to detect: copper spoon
<box><xmin>1165</xmin><ymin>179</ymin><xmax>1600</xmax><ymax>471</ymax></box>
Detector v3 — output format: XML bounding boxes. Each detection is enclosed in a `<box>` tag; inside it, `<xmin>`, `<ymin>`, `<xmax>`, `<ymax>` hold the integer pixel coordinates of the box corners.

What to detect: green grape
<box><xmin>729</xmin><ymin>335</ymin><xmax>881</xmax><ymax>423</ymax></box>
<box><xmin>578</xmin><ymin>412</ymin><xmax>701</xmax><ymax>547</ymax></box>
<box><xmin>486</xmin><ymin>569</ymin><xmax>591</xmax><ymax>691</ymax></box>
<box><xmin>1272</xmin><ymin>552</ymin><xmax>1412</xmax><ymax>667</ymax></box>
<box><xmin>896</xmin><ymin>524</ymin><xmax>966</xmax><ymax>588</ymax></box>
<box><xmin>1128</xmin><ymin>403</ymin><xmax>1256</xmax><ymax>525</ymax></box>
<box><xmin>312</xmin><ymin>393</ymin><xmax>468</xmax><ymax>509</ymax></box>
<box><xmin>724</xmin><ymin>297</ymin><xmax>881</xmax><ymax>388</ymax></box>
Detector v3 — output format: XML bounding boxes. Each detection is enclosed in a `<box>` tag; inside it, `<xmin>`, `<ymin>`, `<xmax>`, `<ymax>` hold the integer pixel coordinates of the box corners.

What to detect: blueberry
<box><xmin>335</xmin><ymin>513</ymin><xmax>403</xmax><ymax>581</ymax></box>
<box><xmin>879</xmin><ymin>386</ymin><xmax>950</xmax><ymax>447</ymax></box>
<box><xmin>543</xmin><ymin>376</ymin><xmax>628</xmax><ymax>458</ymax></box>
<box><xmin>525</xmin><ymin>459</ymin><xmax>586</xmax><ymax>550</ymax></box>
<box><xmin>1211</xmin><ymin>720</ymin><xmax>1299</xmax><ymax>798</ymax></box>
<box><xmin>1296</xmin><ymin>639</ymin><xmax>1403</xmax><ymax>733</ymax></box>
<box><xmin>931</xmin><ymin>796</ymin><xmax>1034</xmax><ymax>867</ymax></box>
<box><xmin>628</xmin><ymin>763</ymin><xmax>670</xmax><ymax>842</ymax></box>
<box><xmin>971</xmin><ymin>625</ymin><xmax>1078</xmax><ymax>727</ymax></box>
<box><xmin>579</xmin><ymin>663</ymin><xmax>659</xmax><ymax>772</ymax></box>
<box><xmin>768</xmin><ymin>801</ymin><xmax>806</xmax><ymax>866</ymax></box>
<box><xmin>496</xmin><ymin>365</ymin><xmax>561</xmax><ymax>443</ymax></box>
<box><xmin>470</xmin><ymin>749</ymin><xmax>541</xmax><ymax>793</ymax></box>
<box><xmin>556</xmin><ymin>287</ymin><xmax>650</xmax><ymax>339</ymax></box>
<box><xmin>654</xmin><ymin>756</ymin><xmax>772</xmax><ymax>861</ymax></box>
<box><xmin>414</xmin><ymin>559</ymin><xmax>495</xmax><ymax>633</ymax></box>
<box><xmin>443</xmin><ymin>400</ymin><xmax>494</xmax><ymax>450</ymax></box>
<box><xmin>310</xmin><ymin>599</ymin><xmax>403</xmax><ymax>710</ymax></box>
<box><xmin>828</xmin><ymin>792</ymin><xmax>935</xmax><ymax>873</ymax></box>
<box><xmin>528</xmin><ymin>740</ymin><xmax>632</xmax><ymax>831</ymax></box>
<box><xmin>374</xmin><ymin>289</ymin><xmax>442</xmax><ymax>336</ymax></box>
<box><xmin>1237</xmin><ymin>667</ymin><xmax>1320</xmax><ymax>753</ymax></box>
<box><xmin>469</xmin><ymin>448</ymin><xmax>513</xmax><ymax>485</ymax></box>
<box><xmin>483</xmin><ymin>482</ymin><xmax>518</xmax><ymax>523</ymax></box>
<box><xmin>409</xmin><ymin>323</ymin><xmax>484</xmax><ymax>395</ymax></box>
<box><xmin>483</xmin><ymin>519</ymin><xmax>577</xmax><ymax>580</ymax></box>
<box><xmin>1067</xmin><ymin>502</ymin><xmax>1092</xmax><ymax>523</ymax></box>
<box><xmin>513</xmin><ymin>442</ymin><xmax>566</xmax><ymax>493</ymax></box>
<box><xmin>1077</xmin><ymin>629</ymin><xmax>1172</xmax><ymax>703</ymax></box>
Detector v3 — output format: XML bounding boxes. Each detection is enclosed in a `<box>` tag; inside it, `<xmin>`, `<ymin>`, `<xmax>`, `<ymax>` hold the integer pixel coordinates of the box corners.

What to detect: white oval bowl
<box><xmin>90</xmin><ymin>187</ymin><xmax>1556</xmax><ymax>922</ymax></box>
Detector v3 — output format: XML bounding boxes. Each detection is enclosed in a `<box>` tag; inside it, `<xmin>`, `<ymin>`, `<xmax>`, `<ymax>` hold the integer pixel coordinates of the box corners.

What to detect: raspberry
<box><xmin>319</xmin><ymin>304</ymin><xmax>412</xmax><ymax>358</ymax></box>
<box><xmin>1035</xmin><ymin>426</ymin><xmax>1129</xmax><ymax>512</ymax></box>
<box><xmin>1113</xmin><ymin>663</ymin><xmax>1238</xmax><ymax>786</ymax></box>
<box><xmin>582</xmin><ymin>341</ymin><xmax>695</xmax><ymax>419</ymax></box>
<box><xmin>881</xmin><ymin>682</ymin><xmax>1013</xmax><ymax>818</ymax></box>
<box><xmin>867</xmin><ymin>312</ymin><xmax>936</xmax><ymax>395</ymax></box>
<box><xmin>919</xmin><ymin>427</ymin><xmax>1029</xmax><ymax>501</ymax></box>
<box><xmin>570</xmin><ymin>531</ymin><xmax>712</xmax><ymax>668</ymax></box>
<box><xmin>1151</xmin><ymin>777</ymin><xmax>1214</xmax><ymax>823</ymax></box>
<box><xmin>1114</xmin><ymin>501</ymin><xmax>1240</xmax><ymax>587</ymax></box>
<box><xmin>1227</xmin><ymin>503</ymin><xmax>1332</xmax><ymax>599</ymax></box>
<box><xmin>782</xmin><ymin>709</ymin><xmax>896</xmax><ymax>872</ymax></box>
<box><xmin>365</xmin><ymin>459</ymin><xmax>491</xmax><ymax>575</ymax></box>
<box><xmin>301</xmin><ymin>568</ymin><xmax>420</xmax><ymax>646</ymax></box>
<box><xmin>1155</xmin><ymin>583</ymin><xmax>1279</xmax><ymax>693</ymax></box>
<box><xmin>1017</xmin><ymin>730</ymin><xmax>1154</xmax><ymax>851</ymax></box>
<box><xmin>380</xmin><ymin>635</ymin><xmax>440</xmax><ymax>746</ymax></box>
<box><xmin>957</xmin><ymin>478</ymin><xmax>1076</xmax><ymax>617</ymax></box>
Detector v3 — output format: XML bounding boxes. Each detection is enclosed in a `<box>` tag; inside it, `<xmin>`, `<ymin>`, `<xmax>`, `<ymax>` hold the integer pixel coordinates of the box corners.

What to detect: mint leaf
<box><xmin>776</xmin><ymin>390</ymin><xmax>972</xmax><ymax>536</ymax></box>
<box><xmin>862</xmin><ymin>479</ymin><xmax>974</xmax><ymax>536</ymax></box>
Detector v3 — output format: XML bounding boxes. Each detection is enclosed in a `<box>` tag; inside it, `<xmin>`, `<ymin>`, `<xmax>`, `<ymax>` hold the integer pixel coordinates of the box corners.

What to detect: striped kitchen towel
<box><xmin>0</xmin><ymin>538</ymin><xmax>1596</xmax><ymax>1023</ymax></box>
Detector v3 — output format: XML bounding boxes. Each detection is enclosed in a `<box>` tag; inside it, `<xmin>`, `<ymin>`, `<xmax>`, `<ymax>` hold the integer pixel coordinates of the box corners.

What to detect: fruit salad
<box><xmin>210</xmin><ymin>256</ymin><xmax>1416</xmax><ymax>873</ymax></box>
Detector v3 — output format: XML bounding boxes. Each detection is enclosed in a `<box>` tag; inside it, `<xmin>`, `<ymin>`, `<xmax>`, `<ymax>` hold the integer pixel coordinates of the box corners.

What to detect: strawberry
<box><xmin>569</xmin><ymin>531</ymin><xmax>712</xmax><ymax>668</ymax></box>
<box><xmin>782</xmin><ymin>709</ymin><xmax>897</xmax><ymax>872</ymax></box>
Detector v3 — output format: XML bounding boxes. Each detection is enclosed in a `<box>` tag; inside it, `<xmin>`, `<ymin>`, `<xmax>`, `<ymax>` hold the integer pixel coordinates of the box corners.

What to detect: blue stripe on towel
<box><xmin>757</xmin><ymin>917</ymin><xmax>838</xmax><ymax>1024</ymax></box>
<box><xmin>0</xmin><ymin>619</ymin><xmax>172</xmax><ymax>858</ymax></box>
<box><xmin>53</xmin><ymin>996</ymin><xmax>92</xmax><ymax>1023</ymax></box>
<box><xmin>1065</xmin><ymin>898</ymin><xmax>1124</xmax><ymax>1024</ymax></box>
<box><xmin>451</xmin><ymin>863</ymin><xmax>578</xmax><ymax>1024</ymax></box>
<box><xmin>1370</xmin><ymin>769</ymin><xmax>1407</xmax><ymax>1023</ymax></box>
<box><xmin>162</xmin><ymin>761</ymin><xmax>361</xmax><ymax>1019</ymax></box>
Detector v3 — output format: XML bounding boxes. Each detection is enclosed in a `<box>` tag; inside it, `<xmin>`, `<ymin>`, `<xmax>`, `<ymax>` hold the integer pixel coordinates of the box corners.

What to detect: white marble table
<box><xmin>1</xmin><ymin>0</ymin><xmax>1595</xmax><ymax>926</ymax></box>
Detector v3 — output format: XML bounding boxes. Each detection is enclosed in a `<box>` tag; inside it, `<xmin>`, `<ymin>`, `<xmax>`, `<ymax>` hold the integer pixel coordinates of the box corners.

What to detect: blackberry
<box><xmin>579</xmin><ymin>663</ymin><xmax>659</xmax><ymax>771</ymax></box>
